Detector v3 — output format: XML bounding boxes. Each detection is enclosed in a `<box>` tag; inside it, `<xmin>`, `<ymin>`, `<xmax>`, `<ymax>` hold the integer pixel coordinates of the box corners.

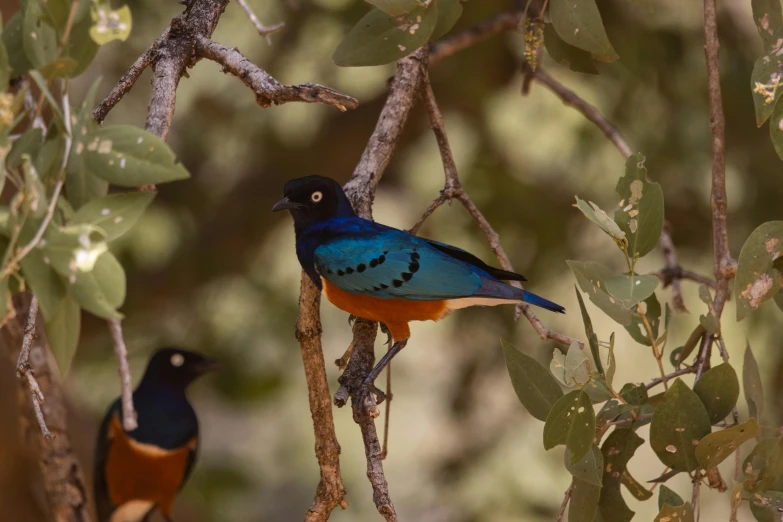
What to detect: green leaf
<box><xmin>658</xmin><ymin>485</ymin><xmax>684</xmax><ymax>510</ymax></box>
<box><xmin>649</xmin><ymin>379</ymin><xmax>712</xmax><ymax>472</ymax></box>
<box><xmin>619</xmin><ymin>382</ymin><xmax>648</xmax><ymax>406</ymax></box>
<box><xmin>606</xmin><ymin>332</ymin><xmax>616</xmax><ymax>385</ymax></box>
<box><xmin>625</xmin><ymin>292</ymin><xmax>661</xmax><ymax>346</ymax></box>
<box><xmin>770</xmin><ymin>97</ymin><xmax>783</xmax><ymax>160</ymax></box>
<box><xmin>89</xmin><ymin>4</ymin><xmax>132</xmax><ymax>45</ymax></box>
<box><xmin>675</xmin><ymin>325</ymin><xmax>706</xmax><ymax>368</ymax></box>
<box><xmin>365</xmin><ymin>0</ymin><xmax>421</xmax><ymax>16</ymax></box>
<box><xmin>605</xmin><ymin>273</ymin><xmax>659</xmax><ymax>310</ymax></box>
<box><xmin>543</xmin><ymin>23</ymin><xmax>598</xmax><ymax>75</ymax></box>
<box><xmin>82</xmin><ymin>126</ymin><xmax>190</xmax><ymax>187</ymax></box>
<box><xmin>72</xmin><ymin>192</ymin><xmax>156</xmax><ymax>241</ymax></box>
<box><xmin>569</xmin><ymin>477</ymin><xmax>601</xmax><ymax>522</ymax></box>
<box><xmin>750</xmin><ymin>490</ymin><xmax>783</xmax><ymax>522</ymax></box>
<box><xmin>0</xmin><ymin>39</ymin><xmax>9</xmax><ymax>93</ymax></box>
<box><xmin>23</xmin><ymin>1</ymin><xmax>58</xmax><ymax>69</ymax></box>
<box><xmin>43</xmin><ymin>223</ymin><xmax>108</xmax><ymax>278</ymax></box>
<box><xmin>430</xmin><ymin>0</ymin><xmax>462</xmax><ymax>40</ymax></box>
<box><xmin>744</xmin><ymin>439</ymin><xmax>783</xmax><ymax>492</ymax></box>
<box><xmin>574</xmin><ymin>286</ymin><xmax>603</xmax><ymax>376</ymax></box>
<box><xmin>751</xmin><ymin>0</ymin><xmax>783</xmax><ymax>51</ymax></box>
<box><xmin>566</xmin><ymin>444</ymin><xmax>603</xmax><ymax>486</ymax></box>
<box><xmin>735</xmin><ymin>221</ymin><xmax>783</xmax><ymax>320</ymax></box>
<box><xmin>744</xmin><ymin>342</ymin><xmax>765</xmax><ymax>421</ymax></box>
<box><xmin>551</xmin><ymin>343</ymin><xmax>591</xmax><ymax>387</ymax></box>
<box><xmin>33</xmin><ymin>130</ymin><xmax>65</xmax><ymax>184</ymax></box>
<box><xmin>543</xmin><ymin>390</ymin><xmax>595</xmax><ymax>464</ymax></box>
<box><xmin>7</xmin><ymin>128</ymin><xmax>43</xmax><ymax>172</ymax></box>
<box><xmin>693</xmin><ymin>363</ymin><xmax>740</xmax><ymax>424</ymax></box>
<box><xmin>66</xmin><ymin>251</ymin><xmax>125</xmax><ymax>319</ymax></box>
<box><xmin>598</xmin><ymin>429</ymin><xmax>643</xmax><ymax>522</ymax></box>
<box><xmin>751</xmin><ymin>53</ymin><xmax>783</xmax><ymax>127</ymax></box>
<box><xmin>500</xmin><ymin>339</ymin><xmax>563</xmax><ymax>421</ymax></box>
<box><xmin>775</xmin><ymin>291</ymin><xmax>783</xmax><ymax>312</ymax></box>
<box><xmin>333</xmin><ymin>4</ymin><xmax>437</xmax><ymax>67</ymax></box>
<box><xmin>550</xmin><ymin>0</ymin><xmax>618</xmax><ymax>61</ymax></box>
<box><xmin>3</xmin><ymin>12</ymin><xmax>34</xmax><ymax>75</ymax></box>
<box><xmin>67</xmin><ymin>81</ymin><xmax>109</xmax><ymax>208</ymax></box>
<box><xmin>20</xmin><ymin>155</ymin><xmax>47</xmax><ymax>218</ymax></box>
<box><xmin>621</xmin><ymin>471</ymin><xmax>652</xmax><ymax>501</ymax></box>
<box><xmin>584</xmin><ymin>378</ymin><xmax>613</xmax><ymax>404</ymax></box>
<box><xmin>63</xmin><ymin>15</ymin><xmax>99</xmax><ymax>77</ymax></box>
<box><xmin>614</xmin><ymin>153</ymin><xmax>665</xmax><ymax>261</ymax></box>
<box><xmin>45</xmin><ymin>294</ymin><xmax>81</xmax><ymax>375</ymax></box>
<box><xmin>573</xmin><ymin>197</ymin><xmax>626</xmax><ymax>243</ymax></box>
<box><xmin>0</xmin><ymin>278</ymin><xmax>10</xmax><ymax>319</ymax></box>
<box><xmin>35</xmin><ymin>0</ymin><xmax>70</xmax><ymax>31</ymax></box>
<box><xmin>568</xmin><ymin>260</ymin><xmax>633</xmax><ymax>326</ymax></box>
<box><xmin>654</xmin><ymin>503</ymin><xmax>694</xmax><ymax>522</ymax></box>
<box><xmin>695</xmin><ymin>418</ymin><xmax>760</xmax><ymax>470</ymax></box>
<box><xmin>20</xmin><ymin>249</ymin><xmax>67</xmax><ymax>319</ymax></box>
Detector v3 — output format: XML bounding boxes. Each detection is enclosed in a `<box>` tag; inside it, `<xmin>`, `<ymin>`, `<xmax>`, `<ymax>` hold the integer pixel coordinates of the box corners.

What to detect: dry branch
<box><xmin>234</xmin><ymin>0</ymin><xmax>284</xmax><ymax>44</ymax></box>
<box><xmin>194</xmin><ymin>36</ymin><xmax>358</xmax><ymax>111</ymax></box>
<box><xmin>108</xmin><ymin>319</ymin><xmax>137</xmax><ymax>432</ymax></box>
<box><xmin>429</xmin><ymin>12</ymin><xmax>522</xmax><ymax>65</ymax></box>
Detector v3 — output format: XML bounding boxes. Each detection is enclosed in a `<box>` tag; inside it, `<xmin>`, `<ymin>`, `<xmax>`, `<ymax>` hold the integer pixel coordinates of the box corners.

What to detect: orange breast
<box><xmin>322</xmin><ymin>278</ymin><xmax>450</xmax><ymax>341</ymax></box>
<box><xmin>105</xmin><ymin>413</ymin><xmax>195</xmax><ymax>517</ymax></box>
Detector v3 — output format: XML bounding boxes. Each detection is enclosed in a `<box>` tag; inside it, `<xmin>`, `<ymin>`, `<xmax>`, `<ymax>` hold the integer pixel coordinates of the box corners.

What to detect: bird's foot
<box><xmin>379</xmin><ymin>322</ymin><xmax>392</xmax><ymax>346</ymax></box>
<box><xmin>355</xmin><ymin>379</ymin><xmax>386</xmax><ymax>418</ymax></box>
<box><xmin>348</xmin><ymin>314</ymin><xmax>357</xmax><ymax>326</ymax></box>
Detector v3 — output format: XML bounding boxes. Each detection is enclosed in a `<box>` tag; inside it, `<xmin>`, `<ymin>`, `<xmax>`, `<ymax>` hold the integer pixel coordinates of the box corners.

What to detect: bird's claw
<box><xmin>379</xmin><ymin>323</ymin><xmax>392</xmax><ymax>346</ymax></box>
<box><xmin>348</xmin><ymin>314</ymin><xmax>357</xmax><ymax>327</ymax></box>
<box><xmin>355</xmin><ymin>380</ymin><xmax>385</xmax><ymax>417</ymax></box>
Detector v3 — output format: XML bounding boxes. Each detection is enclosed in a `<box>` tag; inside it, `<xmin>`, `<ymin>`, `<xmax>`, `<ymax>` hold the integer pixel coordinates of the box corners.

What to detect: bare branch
<box><xmin>524</xmin><ymin>64</ymin><xmax>633</xmax><ymax>160</ymax></box>
<box><xmin>429</xmin><ymin>12</ymin><xmax>522</xmax><ymax>66</ymax></box>
<box><xmin>194</xmin><ymin>36</ymin><xmax>358</xmax><ymax>112</ymax></box>
<box><xmin>296</xmin><ymin>276</ymin><xmax>348</xmax><ymax>522</ymax></box>
<box><xmin>645</xmin><ymin>366</ymin><xmax>695</xmax><ymax>390</ymax></box>
<box><xmin>234</xmin><ymin>0</ymin><xmax>284</xmax><ymax>44</ymax></box>
<box><xmin>556</xmin><ymin>483</ymin><xmax>574</xmax><ymax>522</ymax></box>
<box><xmin>93</xmin><ymin>29</ymin><xmax>169</xmax><ymax>124</ymax></box>
<box><xmin>16</xmin><ymin>297</ymin><xmax>52</xmax><ymax>439</ymax></box>
<box><xmin>109</xmin><ymin>319</ymin><xmax>137</xmax><ymax>431</ymax></box>
<box><xmin>419</xmin><ymin>75</ymin><xmax>581</xmax><ymax>347</ymax></box>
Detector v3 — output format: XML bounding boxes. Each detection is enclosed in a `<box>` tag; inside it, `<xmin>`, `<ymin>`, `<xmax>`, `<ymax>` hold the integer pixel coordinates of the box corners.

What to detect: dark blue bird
<box><xmin>94</xmin><ymin>347</ymin><xmax>218</xmax><ymax>522</ymax></box>
<box><xmin>273</xmin><ymin>176</ymin><xmax>564</xmax><ymax>406</ymax></box>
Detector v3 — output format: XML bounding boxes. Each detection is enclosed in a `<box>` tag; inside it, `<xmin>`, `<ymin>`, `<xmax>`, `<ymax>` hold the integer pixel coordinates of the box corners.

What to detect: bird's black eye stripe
<box><xmin>357</xmin><ymin>264</ymin><xmax>366</xmax><ymax>272</ymax></box>
<box><xmin>392</xmin><ymin>279</ymin><xmax>403</xmax><ymax>288</ymax></box>
<box><xmin>401</xmin><ymin>272</ymin><xmax>413</xmax><ymax>281</ymax></box>
<box><xmin>408</xmin><ymin>261</ymin><xmax>419</xmax><ymax>273</ymax></box>
<box><xmin>337</xmin><ymin>269</ymin><xmax>345</xmax><ymax>276</ymax></box>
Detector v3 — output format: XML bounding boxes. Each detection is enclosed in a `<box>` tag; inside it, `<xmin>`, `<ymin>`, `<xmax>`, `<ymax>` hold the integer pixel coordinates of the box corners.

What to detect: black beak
<box><xmin>194</xmin><ymin>357</ymin><xmax>221</xmax><ymax>375</ymax></box>
<box><xmin>272</xmin><ymin>196</ymin><xmax>305</xmax><ymax>212</ymax></box>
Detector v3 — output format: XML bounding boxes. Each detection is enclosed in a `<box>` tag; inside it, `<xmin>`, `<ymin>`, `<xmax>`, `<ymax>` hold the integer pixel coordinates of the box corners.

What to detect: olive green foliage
<box><xmin>0</xmin><ymin>0</ymin><xmax>188</xmax><ymax>374</ymax></box>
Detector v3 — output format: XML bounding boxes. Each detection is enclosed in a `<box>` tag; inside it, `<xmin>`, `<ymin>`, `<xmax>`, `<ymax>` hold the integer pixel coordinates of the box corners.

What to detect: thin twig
<box><xmin>605</xmin><ymin>412</ymin><xmax>654</xmax><ymax>427</ymax></box>
<box><xmin>16</xmin><ymin>297</ymin><xmax>53</xmax><ymax>438</ymax></box>
<box><xmin>194</xmin><ymin>36</ymin><xmax>358</xmax><ymax>112</ymax></box>
<box><xmin>556</xmin><ymin>483</ymin><xmax>574</xmax><ymax>522</ymax></box>
<box><xmin>94</xmin><ymin>28</ymin><xmax>169</xmax><ymax>124</ymax></box>
<box><xmin>645</xmin><ymin>366</ymin><xmax>696</xmax><ymax>390</ymax></box>
<box><xmin>639</xmin><ymin>302</ymin><xmax>668</xmax><ymax>390</ymax></box>
<box><xmin>109</xmin><ymin>319</ymin><xmax>137</xmax><ymax>431</ymax></box>
<box><xmin>419</xmin><ymin>74</ymin><xmax>581</xmax><ymax>347</ymax></box>
<box><xmin>656</xmin><ymin>225</ymin><xmax>717</xmax><ymax>312</ymax></box>
<box><xmin>381</xmin><ymin>359</ymin><xmax>392</xmax><ymax>460</ymax></box>
<box><xmin>235</xmin><ymin>0</ymin><xmax>284</xmax><ymax>44</ymax></box>
<box><xmin>429</xmin><ymin>11</ymin><xmax>522</xmax><ymax>66</ymax></box>
<box><xmin>524</xmin><ymin>64</ymin><xmax>633</xmax><ymax>160</ymax></box>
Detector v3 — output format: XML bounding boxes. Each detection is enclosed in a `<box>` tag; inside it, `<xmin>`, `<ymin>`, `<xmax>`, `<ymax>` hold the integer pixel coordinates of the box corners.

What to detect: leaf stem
<box><xmin>638</xmin><ymin>303</ymin><xmax>668</xmax><ymax>391</ymax></box>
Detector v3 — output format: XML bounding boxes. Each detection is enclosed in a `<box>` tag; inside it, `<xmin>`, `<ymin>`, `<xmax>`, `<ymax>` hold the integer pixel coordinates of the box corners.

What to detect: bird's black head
<box><xmin>272</xmin><ymin>175</ymin><xmax>356</xmax><ymax>232</ymax></box>
<box><xmin>138</xmin><ymin>347</ymin><xmax>219</xmax><ymax>392</ymax></box>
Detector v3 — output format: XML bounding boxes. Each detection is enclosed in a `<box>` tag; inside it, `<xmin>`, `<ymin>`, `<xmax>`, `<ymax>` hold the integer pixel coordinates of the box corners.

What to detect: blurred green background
<box><xmin>1</xmin><ymin>0</ymin><xmax>782</xmax><ymax>520</ymax></box>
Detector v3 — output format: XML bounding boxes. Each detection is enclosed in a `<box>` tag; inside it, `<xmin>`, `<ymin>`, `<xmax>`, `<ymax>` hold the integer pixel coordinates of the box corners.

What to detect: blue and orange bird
<box><xmin>273</xmin><ymin>176</ymin><xmax>565</xmax><ymax>405</ymax></box>
<box><xmin>93</xmin><ymin>348</ymin><xmax>218</xmax><ymax>522</ymax></box>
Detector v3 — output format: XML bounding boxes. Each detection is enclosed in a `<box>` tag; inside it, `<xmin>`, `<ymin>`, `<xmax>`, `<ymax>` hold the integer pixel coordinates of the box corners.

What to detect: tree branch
<box><xmin>234</xmin><ymin>0</ymin><xmax>284</xmax><ymax>44</ymax></box>
<box><xmin>296</xmin><ymin>277</ymin><xmax>348</xmax><ymax>522</ymax></box>
<box><xmin>428</xmin><ymin>12</ymin><xmax>522</xmax><ymax>66</ymax></box>
<box><xmin>2</xmin><ymin>296</ymin><xmax>91</xmax><ymax>522</ymax></box>
<box><xmin>108</xmin><ymin>319</ymin><xmax>137</xmax><ymax>431</ymax></box>
<box><xmin>194</xmin><ymin>36</ymin><xmax>358</xmax><ymax>111</ymax></box>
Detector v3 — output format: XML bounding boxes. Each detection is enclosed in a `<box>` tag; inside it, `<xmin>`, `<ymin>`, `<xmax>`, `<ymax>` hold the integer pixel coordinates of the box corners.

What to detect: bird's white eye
<box><xmin>311</xmin><ymin>191</ymin><xmax>323</xmax><ymax>203</ymax></box>
<box><xmin>170</xmin><ymin>354</ymin><xmax>185</xmax><ymax>367</ymax></box>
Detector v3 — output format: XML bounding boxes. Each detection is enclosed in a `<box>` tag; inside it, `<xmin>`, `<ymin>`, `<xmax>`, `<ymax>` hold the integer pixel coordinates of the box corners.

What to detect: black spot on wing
<box><xmin>369</xmin><ymin>258</ymin><xmax>379</xmax><ymax>268</ymax></box>
<box><xmin>378</xmin><ymin>255</ymin><xmax>386</xmax><ymax>264</ymax></box>
<box><xmin>401</xmin><ymin>272</ymin><xmax>413</xmax><ymax>282</ymax></box>
<box><xmin>345</xmin><ymin>267</ymin><xmax>354</xmax><ymax>274</ymax></box>
<box><xmin>380</xmin><ymin>284</ymin><xmax>389</xmax><ymax>289</ymax></box>
<box><xmin>392</xmin><ymin>279</ymin><xmax>403</xmax><ymax>288</ymax></box>
<box><xmin>357</xmin><ymin>264</ymin><xmax>366</xmax><ymax>272</ymax></box>
<box><xmin>337</xmin><ymin>269</ymin><xmax>345</xmax><ymax>276</ymax></box>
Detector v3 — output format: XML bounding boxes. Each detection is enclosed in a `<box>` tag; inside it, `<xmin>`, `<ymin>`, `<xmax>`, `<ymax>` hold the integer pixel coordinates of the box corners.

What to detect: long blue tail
<box><xmin>522</xmin><ymin>290</ymin><xmax>566</xmax><ymax>314</ymax></box>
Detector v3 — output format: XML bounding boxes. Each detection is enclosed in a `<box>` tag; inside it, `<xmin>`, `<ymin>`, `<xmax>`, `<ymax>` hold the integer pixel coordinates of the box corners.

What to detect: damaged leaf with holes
<box><xmin>568</xmin><ymin>260</ymin><xmax>633</xmax><ymax>326</ymax></box>
<box><xmin>614</xmin><ymin>153</ymin><xmax>665</xmax><ymax>262</ymax></box>
<box><xmin>654</xmin><ymin>502</ymin><xmax>695</xmax><ymax>522</ymax></box>
<box><xmin>650</xmin><ymin>379</ymin><xmax>712</xmax><ymax>472</ymax></box>
<box><xmin>89</xmin><ymin>4</ymin><xmax>132</xmax><ymax>45</ymax></box>
<box><xmin>695</xmin><ymin>418</ymin><xmax>759</xmax><ymax>470</ymax></box>
<box><xmin>333</xmin><ymin>4</ymin><xmax>438</xmax><ymax>67</ymax></box>
<box><xmin>735</xmin><ymin>221</ymin><xmax>783</xmax><ymax>320</ymax></box>
<box><xmin>598</xmin><ymin>428</ymin><xmax>644</xmax><ymax>522</ymax></box>
<box><xmin>543</xmin><ymin>390</ymin><xmax>595</xmax><ymax>464</ymax></box>
<box><xmin>625</xmin><ymin>292</ymin><xmax>661</xmax><ymax>346</ymax></box>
